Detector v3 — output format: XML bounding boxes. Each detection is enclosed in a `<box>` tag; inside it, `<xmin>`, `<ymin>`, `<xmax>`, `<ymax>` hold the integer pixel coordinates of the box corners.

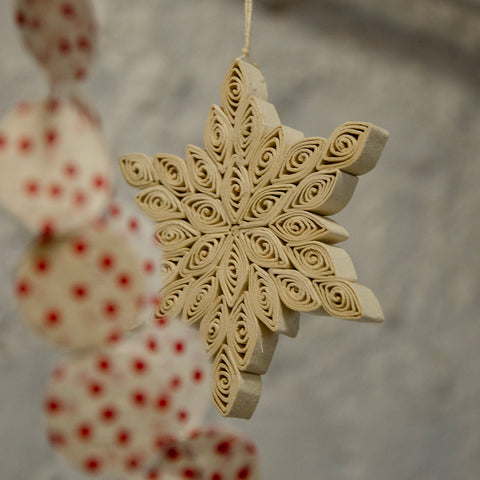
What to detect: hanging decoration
<box><xmin>120</xmin><ymin>1</ymin><xmax>389</xmax><ymax>418</ymax></box>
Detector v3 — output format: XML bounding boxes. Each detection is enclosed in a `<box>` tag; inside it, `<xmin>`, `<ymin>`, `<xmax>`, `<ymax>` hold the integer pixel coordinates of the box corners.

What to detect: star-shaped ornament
<box><xmin>120</xmin><ymin>58</ymin><xmax>389</xmax><ymax>418</ymax></box>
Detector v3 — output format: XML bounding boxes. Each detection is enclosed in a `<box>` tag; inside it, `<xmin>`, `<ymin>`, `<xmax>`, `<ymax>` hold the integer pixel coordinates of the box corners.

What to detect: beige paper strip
<box><xmin>156</xmin><ymin>277</ymin><xmax>193</xmax><ymax>318</ymax></box>
<box><xmin>161</xmin><ymin>248</ymin><xmax>189</xmax><ymax>286</ymax></box>
<box><xmin>120</xmin><ymin>57</ymin><xmax>388</xmax><ymax>418</ymax></box>
<box><xmin>212</xmin><ymin>345</ymin><xmax>262</xmax><ymax>419</ymax></box>
<box><xmin>318</xmin><ymin>122</ymin><xmax>389</xmax><ymax>175</ymax></box>
<box><xmin>135</xmin><ymin>184</ymin><xmax>185</xmax><ymax>221</ymax></box>
<box><xmin>284</xmin><ymin>170</ymin><xmax>359</xmax><ymax>216</ymax></box>
<box><xmin>313</xmin><ymin>279</ymin><xmax>384</xmax><ymax>323</ymax></box>
<box><xmin>119</xmin><ymin>152</ymin><xmax>159</xmax><ymax>188</ymax></box>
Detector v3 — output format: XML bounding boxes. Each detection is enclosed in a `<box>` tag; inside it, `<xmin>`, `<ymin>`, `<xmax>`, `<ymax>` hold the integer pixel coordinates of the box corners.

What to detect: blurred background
<box><xmin>1</xmin><ymin>0</ymin><xmax>480</xmax><ymax>479</ymax></box>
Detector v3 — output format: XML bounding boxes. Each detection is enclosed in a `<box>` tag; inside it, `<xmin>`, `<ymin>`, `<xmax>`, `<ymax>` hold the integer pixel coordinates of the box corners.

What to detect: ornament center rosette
<box><xmin>120</xmin><ymin>58</ymin><xmax>389</xmax><ymax>418</ymax></box>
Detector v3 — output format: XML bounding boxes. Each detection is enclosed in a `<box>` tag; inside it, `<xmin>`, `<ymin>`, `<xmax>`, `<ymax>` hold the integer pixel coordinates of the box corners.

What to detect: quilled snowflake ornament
<box><xmin>120</xmin><ymin>57</ymin><xmax>389</xmax><ymax>418</ymax></box>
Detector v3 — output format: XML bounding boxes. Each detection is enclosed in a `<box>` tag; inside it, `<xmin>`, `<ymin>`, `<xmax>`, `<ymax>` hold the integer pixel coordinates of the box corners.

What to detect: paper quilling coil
<box><xmin>182</xmin><ymin>194</ymin><xmax>230</xmax><ymax>233</ymax></box>
<box><xmin>153</xmin><ymin>153</ymin><xmax>192</xmax><ymax>197</ymax></box>
<box><xmin>221</xmin><ymin>157</ymin><xmax>251</xmax><ymax>223</ymax></box>
<box><xmin>270</xmin><ymin>211</ymin><xmax>349</xmax><ymax>244</ymax></box>
<box><xmin>240</xmin><ymin>228</ymin><xmax>291</xmax><ymax>269</ymax></box>
<box><xmin>154</xmin><ymin>220</ymin><xmax>199</xmax><ymax>252</ymax></box>
<box><xmin>318</xmin><ymin>122</ymin><xmax>389</xmax><ymax>176</ymax></box>
<box><xmin>273</xmin><ymin>137</ymin><xmax>326</xmax><ymax>185</ymax></box>
<box><xmin>248</xmin><ymin>264</ymin><xmax>300</xmax><ymax>338</ymax></box>
<box><xmin>242</xmin><ymin>184</ymin><xmax>296</xmax><ymax>227</ymax></box>
<box><xmin>217</xmin><ymin>236</ymin><xmax>248</xmax><ymax>308</ymax></box>
<box><xmin>178</xmin><ymin>233</ymin><xmax>228</xmax><ymax>278</ymax></box>
<box><xmin>199</xmin><ymin>295</ymin><xmax>229</xmax><ymax>357</ymax></box>
<box><xmin>157</xmin><ymin>277</ymin><xmax>193</xmax><ymax>318</ymax></box>
<box><xmin>233</xmin><ymin>96</ymin><xmax>280</xmax><ymax>164</ymax></box>
<box><xmin>270</xmin><ymin>269</ymin><xmax>323</xmax><ymax>313</ymax></box>
<box><xmin>161</xmin><ymin>248</ymin><xmax>189</xmax><ymax>286</ymax></box>
<box><xmin>313</xmin><ymin>279</ymin><xmax>384</xmax><ymax>322</ymax></box>
<box><xmin>220</xmin><ymin>58</ymin><xmax>268</xmax><ymax>124</ymax></box>
<box><xmin>285</xmin><ymin>170</ymin><xmax>359</xmax><ymax>216</ymax></box>
<box><xmin>182</xmin><ymin>272</ymin><xmax>219</xmax><ymax>326</ymax></box>
<box><xmin>249</xmin><ymin>125</ymin><xmax>304</xmax><ymax>188</ymax></box>
<box><xmin>212</xmin><ymin>345</ymin><xmax>262</xmax><ymax>419</ymax></box>
<box><xmin>119</xmin><ymin>153</ymin><xmax>158</xmax><ymax>188</ymax></box>
<box><xmin>204</xmin><ymin>105</ymin><xmax>233</xmax><ymax>173</ymax></box>
<box><xmin>285</xmin><ymin>241</ymin><xmax>358</xmax><ymax>282</ymax></box>
<box><xmin>186</xmin><ymin>145</ymin><xmax>222</xmax><ymax>197</ymax></box>
<box><xmin>135</xmin><ymin>185</ymin><xmax>185</xmax><ymax>221</ymax></box>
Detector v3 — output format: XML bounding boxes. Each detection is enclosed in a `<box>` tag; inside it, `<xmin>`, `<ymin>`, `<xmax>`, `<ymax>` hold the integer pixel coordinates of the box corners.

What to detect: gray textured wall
<box><xmin>1</xmin><ymin>1</ymin><xmax>480</xmax><ymax>479</ymax></box>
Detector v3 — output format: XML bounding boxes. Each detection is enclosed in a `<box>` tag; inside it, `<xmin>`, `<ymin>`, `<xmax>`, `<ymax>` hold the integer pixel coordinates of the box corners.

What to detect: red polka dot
<box><xmin>132</xmin><ymin>358</ymin><xmax>148</xmax><ymax>374</ymax></box>
<box><xmin>30</xmin><ymin>17</ymin><xmax>41</xmax><ymax>30</ymax></box>
<box><xmin>144</xmin><ymin>260</ymin><xmax>155</xmax><ymax>274</ymax></box>
<box><xmin>183</xmin><ymin>468</ymin><xmax>197</xmax><ymax>478</ymax></box>
<box><xmin>128</xmin><ymin>218</ymin><xmax>139</xmax><ymax>232</ymax></box>
<box><xmin>15</xmin><ymin>9</ymin><xmax>26</xmax><ymax>26</ymax></box>
<box><xmin>71</xmin><ymin>283</ymin><xmax>88</xmax><ymax>300</ymax></box>
<box><xmin>155</xmin><ymin>315</ymin><xmax>168</xmax><ymax>327</ymax></box>
<box><xmin>132</xmin><ymin>390</ymin><xmax>147</xmax><ymax>407</ymax></box>
<box><xmin>211</xmin><ymin>473</ymin><xmax>223</xmax><ymax>480</ymax></box>
<box><xmin>126</xmin><ymin>456</ymin><xmax>141</xmax><ymax>471</ymax></box>
<box><xmin>174</xmin><ymin>341</ymin><xmax>185</xmax><ymax>354</ymax></box>
<box><xmin>58</xmin><ymin>38</ymin><xmax>71</xmax><ymax>54</ymax></box>
<box><xmin>103</xmin><ymin>301</ymin><xmax>118</xmax><ymax>317</ymax></box>
<box><xmin>146</xmin><ymin>470</ymin><xmax>159</xmax><ymax>480</ymax></box>
<box><xmin>99</xmin><ymin>253</ymin><xmax>115</xmax><ymax>270</ymax></box>
<box><xmin>245</xmin><ymin>442</ymin><xmax>257</xmax><ymax>455</ymax></box>
<box><xmin>72</xmin><ymin>239</ymin><xmax>88</xmax><ymax>255</ymax></box>
<box><xmin>77</xmin><ymin>35</ymin><xmax>91</xmax><ymax>51</ymax></box>
<box><xmin>64</xmin><ymin>162</ymin><xmax>78</xmax><ymax>177</ymax></box>
<box><xmin>35</xmin><ymin>257</ymin><xmax>50</xmax><ymax>273</ymax></box>
<box><xmin>107</xmin><ymin>329</ymin><xmax>121</xmax><ymax>343</ymax></box>
<box><xmin>24</xmin><ymin>180</ymin><xmax>39</xmax><ymax>196</ymax></box>
<box><xmin>77</xmin><ymin>423</ymin><xmax>93</xmax><ymax>441</ymax></box>
<box><xmin>75</xmin><ymin>68</ymin><xmax>87</xmax><ymax>80</ymax></box>
<box><xmin>73</xmin><ymin>190</ymin><xmax>87</xmax><ymax>206</ymax></box>
<box><xmin>116</xmin><ymin>429</ymin><xmax>131</xmax><ymax>446</ymax></box>
<box><xmin>53</xmin><ymin>367</ymin><xmax>65</xmax><ymax>380</ymax></box>
<box><xmin>44</xmin><ymin>309</ymin><xmax>62</xmax><ymax>327</ymax></box>
<box><xmin>18</xmin><ymin>136</ymin><xmax>33</xmax><ymax>153</ymax></box>
<box><xmin>193</xmin><ymin>369</ymin><xmax>203</xmax><ymax>382</ymax></box>
<box><xmin>100</xmin><ymin>406</ymin><xmax>117</xmax><ymax>422</ymax></box>
<box><xmin>117</xmin><ymin>273</ymin><xmax>131</xmax><ymax>288</ymax></box>
<box><xmin>17</xmin><ymin>103</ymin><xmax>31</xmax><ymax>114</ymax></box>
<box><xmin>177</xmin><ymin>410</ymin><xmax>189</xmax><ymax>422</ymax></box>
<box><xmin>48</xmin><ymin>183</ymin><xmax>63</xmax><ymax>198</ymax></box>
<box><xmin>166</xmin><ymin>446</ymin><xmax>180</xmax><ymax>460</ymax></box>
<box><xmin>45</xmin><ymin>398</ymin><xmax>62</xmax><ymax>414</ymax></box>
<box><xmin>0</xmin><ymin>133</ymin><xmax>7</xmax><ymax>149</ymax></box>
<box><xmin>88</xmin><ymin>382</ymin><xmax>104</xmax><ymax>396</ymax></box>
<box><xmin>146</xmin><ymin>337</ymin><xmax>158</xmax><ymax>352</ymax></box>
<box><xmin>45</xmin><ymin>129</ymin><xmax>58</xmax><ymax>146</ymax></box>
<box><xmin>48</xmin><ymin>431</ymin><xmax>66</xmax><ymax>446</ymax></box>
<box><xmin>40</xmin><ymin>220</ymin><xmax>56</xmax><ymax>239</ymax></box>
<box><xmin>15</xmin><ymin>279</ymin><xmax>31</xmax><ymax>297</ymax></box>
<box><xmin>237</xmin><ymin>466</ymin><xmax>251</xmax><ymax>479</ymax></box>
<box><xmin>170</xmin><ymin>376</ymin><xmax>182</xmax><ymax>390</ymax></box>
<box><xmin>156</xmin><ymin>395</ymin><xmax>170</xmax><ymax>411</ymax></box>
<box><xmin>109</xmin><ymin>203</ymin><xmax>121</xmax><ymax>217</ymax></box>
<box><xmin>61</xmin><ymin>2</ymin><xmax>76</xmax><ymax>17</ymax></box>
<box><xmin>96</xmin><ymin>356</ymin><xmax>111</xmax><ymax>372</ymax></box>
<box><xmin>84</xmin><ymin>457</ymin><xmax>101</xmax><ymax>473</ymax></box>
<box><xmin>216</xmin><ymin>440</ymin><xmax>232</xmax><ymax>456</ymax></box>
<box><xmin>92</xmin><ymin>174</ymin><xmax>107</xmax><ymax>189</ymax></box>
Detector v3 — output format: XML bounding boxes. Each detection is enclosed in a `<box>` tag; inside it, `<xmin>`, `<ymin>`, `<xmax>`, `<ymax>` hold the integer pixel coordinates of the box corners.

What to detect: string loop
<box><xmin>240</xmin><ymin>0</ymin><xmax>259</xmax><ymax>67</ymax></box>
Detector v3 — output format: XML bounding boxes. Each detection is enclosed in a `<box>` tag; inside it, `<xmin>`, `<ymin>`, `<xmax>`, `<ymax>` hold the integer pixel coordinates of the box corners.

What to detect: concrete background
<box><xmin>1</xmin><ymin>0</ymin><xmax>480</xmax><ymax>479</ymax></box>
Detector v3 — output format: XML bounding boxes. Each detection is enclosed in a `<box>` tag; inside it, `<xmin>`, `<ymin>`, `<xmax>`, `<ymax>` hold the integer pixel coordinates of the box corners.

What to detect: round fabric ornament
<box><xmin>14</xmin><ymin>200</ymin><xmax>159</xmax><ymax>350</ymax></box>
<box><xmin>0</xmin><ymin>98</ymin><xmax>112</xmax><ymax>236</ymax></box>
<box><xmin>14</xmin><ymin>0</ymin><xmax>97</xmax><ymax>84</ymax></box>
<box><xmin>44</xmin><ymin>318</ymin><xmax>210</xmax><ymax>477</ymax></box>
<box><xmin>135</xmin><ymin>427</ymin><xmax>260</xmax><ymax>480</ymax></box>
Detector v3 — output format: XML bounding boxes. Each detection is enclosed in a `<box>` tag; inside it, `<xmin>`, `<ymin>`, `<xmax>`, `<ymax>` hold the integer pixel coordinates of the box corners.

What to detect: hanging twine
<box><xmin>240</xmin><ymin>0</ymin><xmax>259</xmax><ymax>67</ymax></box>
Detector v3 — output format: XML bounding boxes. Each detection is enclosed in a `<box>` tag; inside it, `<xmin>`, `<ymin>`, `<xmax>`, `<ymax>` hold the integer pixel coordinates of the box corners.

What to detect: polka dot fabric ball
<box><xmin>44</xmin><ymin>318</ymin><xmax>210</xmax><ymax>477</ymax></box>
<box><xmin>14</xmin><ymin>0</ymin><xmax>97</xmax><ymax>83</ymax></box>
<box><xmin>0</xmin><ymin>99</ymin><xmax>112</xmax><ymax>236</ymax></box>
<box><xmin>14</xmin><ymin>201</ymin><xmax>159</xmax><ymax>350</ymax></box>
<box><xmin>137</xmin><ymin>427</ymin><xmax>260</xmax><ymax>480</ymax></box>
